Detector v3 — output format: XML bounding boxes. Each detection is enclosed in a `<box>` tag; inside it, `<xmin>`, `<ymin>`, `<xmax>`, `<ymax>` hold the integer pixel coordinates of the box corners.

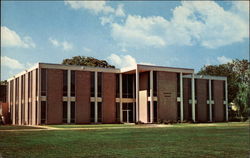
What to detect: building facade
<box><xmin>7</xmin><ymin>63</ymin><xmax>228</xmax><ymax>125</ymax></box>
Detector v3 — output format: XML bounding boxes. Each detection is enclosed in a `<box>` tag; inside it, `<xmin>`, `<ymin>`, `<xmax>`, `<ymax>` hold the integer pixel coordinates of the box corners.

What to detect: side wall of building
<box><xmin>46</xmin><ymin>69</ymin><xmax>63</xmax><ymax>124</ymax></box>
<box><xmin>75</xmin><ymin>71</ymin><xmax>91</xmax><ymax>123</ymax></box>
<box><xmin>157</xmin><ymin>71</ymin><xmax>178</xmax><ymax>121</ymax></box>
<box><xmin>213</xmin><ymin>80</ymin><xmax>225</xmax><ymax>122</ymax></box>
<box><xmin>102</xmin><ymin>73</ymin><xmax>116</xmax><ymax>123</ymax></box>
<box><xmin>196</xmin><ymin>79</ymin><xmax>208</xmax><ymax>122</ymax></box>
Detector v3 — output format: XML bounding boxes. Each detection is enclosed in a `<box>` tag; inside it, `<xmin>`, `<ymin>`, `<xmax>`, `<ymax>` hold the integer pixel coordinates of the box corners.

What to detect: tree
<box><xmin>197</xmin><ymin>59</ymin><xmax>249</xmax><ymax>103</ymax></box>
<box><xmin>62</xmin><ymin>56</ymin><xmax>115</xmax><ymax>68</ymax></box>
<box><xmin>234</xmin><ymin>82</ymin><xmax>249</xmax><ymax>121</ymax></box>
<box><xmin>197</xmin><ymin>59</ymin><xmax>250</xmax><ymax>120</ymax></box>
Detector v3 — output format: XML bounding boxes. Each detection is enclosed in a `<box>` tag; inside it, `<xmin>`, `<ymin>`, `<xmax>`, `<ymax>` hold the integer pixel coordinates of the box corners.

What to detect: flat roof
<box><xmin>7</xmin><ymin>62</ymin><xmax>196</xmax><ymax>81</ymax></box>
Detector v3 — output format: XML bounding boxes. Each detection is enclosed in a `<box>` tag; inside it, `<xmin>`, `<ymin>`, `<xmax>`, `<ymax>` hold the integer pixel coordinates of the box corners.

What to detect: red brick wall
<box><xmin>196</xmin><ymin>79</ymin><xmax>208</xmax><ymax>122</ymax></box>
<box><xmin>213</xmin><ymin>80</ymin><xmax>225</xmax><ymax>122</ymax></box>
<box><xmin>102</xmin><ymin>73</ymin><xmax>116</xmax><ymax>123</ymax></box>
<box><xmin>183</xmin><ymin>78</ymin><xmax>191</xmax><ymax>121</ymax></box>
<box><xmin>157</xmin><ymin>72</ymin><xmax>177</xmax><ymax>121</ymax></box>
<box><xmin>47</xmin><ymin>69</ymin><xmax>63</xmax><ymax>124</ymax></box>
<box><xmin>75</xmin><ymin>71</ymin><xmax>91</xmax><ymax>123</ymax></box>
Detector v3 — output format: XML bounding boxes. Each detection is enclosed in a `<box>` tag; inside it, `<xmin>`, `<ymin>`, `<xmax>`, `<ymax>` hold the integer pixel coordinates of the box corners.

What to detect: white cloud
<box><xmin>107</xmin><ymin>53</ymin><xmax>136</xmax><ymax>68</ymax></box>
<box><xmin>107</xmin><ymin>53</ymin><xmax>154</xmax><ymax>68</ymax></box>
<box><xmin>49</xmin><ymin>38</ymin><xmax>73</xmax><ymax>51</ymax></box>
<box><xmin>115</xmin><ymin>4</ymin><xmax>125</xmax><ymax>17</ymax></box>
<box><xmin>1</xmin><ymin>26</ymin><xmax>36</xmax><ymax>48</ymax></box>
<box><xmin>217</xmin><ymin>56</ymin><xmax>232</xmax><ymax>64</ymax></box>
<box><xmin>111</xmin><ymin>1</ymin><xmax>249</xmax><ymax>49</ymax></box>
<box><xmin>1</xmin><ymin>56</ymin><xmax>25</xmax><ymax>69</ymax></box>
<box><xmin>65</xmin><ymin>1</ymin><xmax>125</xmax><ymax>17</ymax></box>
<box><xmin>100</xmin><ymin>16</ymin><xmax>114</xmax><ymax>25</ymax></box>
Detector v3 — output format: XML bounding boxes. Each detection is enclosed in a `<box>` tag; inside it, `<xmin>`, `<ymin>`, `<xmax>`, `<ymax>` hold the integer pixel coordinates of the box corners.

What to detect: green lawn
<box><xmin>0</xmin><ymin>125</ymin><xmax>43</xmax><ymax>130</ymax></box>
<box><xmin>49</xmin><ymin>123</ymin><xmax>134</xmax><ymax>129</ymax></box>
<box><xmin>0</xmin><ymin>122</ymin><xmax>249</xmax><ymax>158</ymax></box>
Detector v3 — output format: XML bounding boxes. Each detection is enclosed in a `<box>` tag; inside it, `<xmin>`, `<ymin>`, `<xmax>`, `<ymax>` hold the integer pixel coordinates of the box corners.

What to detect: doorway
<box><xmin>122</xmin><ymin>103</ymin><xmax>134</xmax><ymax>123</ymax></box>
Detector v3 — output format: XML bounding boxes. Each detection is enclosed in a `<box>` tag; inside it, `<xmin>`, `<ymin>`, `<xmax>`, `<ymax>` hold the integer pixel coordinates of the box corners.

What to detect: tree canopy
<box><xmin>197</xmin><ymin>59</ymin><xmax>250</xmax><ymax>119</ymax></box>
<box><xmin>62</xmin><ymin>56</ymin><xmax>115</xmax><ymax>68</ymax></box>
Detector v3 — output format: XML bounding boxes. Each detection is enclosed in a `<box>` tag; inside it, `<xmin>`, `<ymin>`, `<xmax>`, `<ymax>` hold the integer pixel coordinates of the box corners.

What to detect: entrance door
<box><xmin>122</xmin><ymin>103</ymin><xmax>134</xmax><ymax>123</ymax></box>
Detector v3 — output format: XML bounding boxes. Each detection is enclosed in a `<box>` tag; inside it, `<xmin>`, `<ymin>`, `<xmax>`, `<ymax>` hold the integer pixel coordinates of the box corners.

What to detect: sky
<box><xmin>1</xmin><ymin>1</ymin><xmax>249</xmax><ymax>80</ymax></box>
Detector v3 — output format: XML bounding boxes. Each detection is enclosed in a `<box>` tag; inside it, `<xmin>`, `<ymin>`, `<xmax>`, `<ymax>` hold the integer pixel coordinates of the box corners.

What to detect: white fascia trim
<box><xmin>138</xmin><ymin>64</ymin><xmax>194</xmax><ymax>74</ymax></box>
<box><xmin>7</xmin><ymin>63</ymin><xmax>39</xmax><ymax>82</ymax></box>
<box><xmin>39</xmin><ymin>63</ymin><xmax>120</xmax><ymax>73</ymax></box>
<box><xmin>183</xmin><ymin>74</ymin><xmax>227</xmax><ymax>81</ymax></box>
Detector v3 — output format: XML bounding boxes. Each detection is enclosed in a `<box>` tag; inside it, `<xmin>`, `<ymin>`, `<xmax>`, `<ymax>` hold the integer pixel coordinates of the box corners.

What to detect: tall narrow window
<box><xmin>116</xmin><ymin>103</ymin><xmax>120</xmax><ymax>122</ymax></box>
<box><xmin>153</xmin><ymin>101</ymin><xmax>158</xmax><ymax>122</ymax></box>
<box><xmin>98</xmin><ymin>72</ymin><xmax>102</xmax><ymax>97</ymax></box>
<box><xmin>36</xmin><ymin>69</ymin><xmax>38</xmax><ymax>97</ymax></box>
<box><xmin>71</xmin><ymin>71</ymin><xmax>75</xmax><ymax>96</ymax></box>
<box><xmin>206</xmin><ymin>80</ymin><xmax>209</xmax><ymax>100</ymax></box>
<box><xmin>116</xmin><ymin>74</ymin><xmax>120</xmax><ymax>98</ymax></box>
<box><xmin>71</xmin><ymin>102</ymin><xmax>75</xmax><ymax>123</ymax></box>
<box><xmin>223</xmin><ymin>81</ymin><xmax>226</xmax><ymax>100</ymax></box>
<box><xmin>147</xmin><ymin>102</ymin><xmax>150</xmax><ymax>122</ymax></box>
<box><xmin>177</xmin><ymin>73</ymin><xmax>180</xmax><ymax>97</ymax></box>
<box><xmin>62</xmin><ymin>101</ymin><xmax>67</xmax><ymax>123</ymax></box>
<box><xmin>90</xmin><ymin>102</ymin><xmax>95</xmax><ymax>122</ymax></box>
<box><xmin>211</xmin><ymin>80</ymin><xmax>214</xmax><ymax>100</ymax></box>
<box><xmin>195</xmin><ymin>79</ymin><xmax>197</xmax><ymax>99</ymax></box>
<box><xmin>90</xmin><ymin>72</ymin><xmax>95</xmax><ymax>97</ymax></box>
<box><xmin>177</xmin><ymin>102</ymin><xmax>180</xmax><ymax>120</ymax></box>
<box><xmin>98</xmin><ymin>102</ymin><xmax>102</xmax><ymax>122</ymax></box>
<box><xmin>41</xmin><ymin>101</ymin><xmax>46</xmax><ymax>124</ymax></box>
<box><xmin>63</xmin><ymin>70</ymin><xmax>68</xmax><ymax>96</ymax></box>
<box><xmin>153</xmin><ymin>72</ymin><xmax>157</xmax><ymax>96</ymax></box>
<box><xmin>41</xmin><ymin>69</ymin><xmax>47</xmax><ymax>96</ymax></box>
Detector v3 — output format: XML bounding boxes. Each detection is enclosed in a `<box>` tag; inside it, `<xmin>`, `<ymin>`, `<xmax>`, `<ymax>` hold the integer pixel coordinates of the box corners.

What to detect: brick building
<box><xmin>6</xmin><ymin>63</ymin><xmax>228</xmax><ymax>125</ymax></box>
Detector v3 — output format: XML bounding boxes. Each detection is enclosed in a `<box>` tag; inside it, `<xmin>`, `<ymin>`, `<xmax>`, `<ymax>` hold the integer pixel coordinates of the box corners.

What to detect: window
<box><xmin>116</xmin><ymin>74</ymin><xmax>120</xmax><ymax>98</ymax></box>
<box><xmin>90</xmin><ymin>102</ymin><xmax>95</xmax><ymax>122</ymax></box>
<box><xmin>63</xmin><ymin>70</ymin><xmax>68</xmax><ymax>96</ymax></box>
<box><xmin>223</xmin><ymin>81</ymin><xmax>226</xmax><ymax>100</ymax></box>
<box><xmin>41</xmin><ymin>101</ymin><xmax>46</xmax><ymax>124</ymax></box>
<box><xmin>177</xmin><ymin>73</ymin><xmax>180</xmax><ymax>97</ymax></box>
<box><xmin>62</xmin><ymin>101</ymin><xmax>67</xmax><ymax>123</ymax></box>
<box><xmin>153</xmin><ymin>72</ymin><xmax>157</xmax><ymax>96</ymax></box>
<box><xmin>15</xmin><ymin>78</ymin><xmax>19</xmax><ymax>102</ymax></box>
<box><xmin>211</xmin><ymin>80</ymin><xmax>214</xmax><ymax>100</ymax></box>
<box><xmin>36</xmin><ymin>69</ymin><xmax>38</xmax><ymax>97</ymax></box>
<box><xmin>122</xmin><ymin>74</ymin><xmax>133</xmax><ymax>98</ymax></box>
<box><xmin>90</xmin><ymin>72</ymin><xmax>95</xmax><ymax>97</ymax></box>
<box><xmin>41</xmin><ymin>69</ymin><xmax>47</xmax><ymax>96</ymax></box>
<box><xmin>71</xmin><ymin>71</ymin><xmax>75</xmax><ymax>96</ymax></box>
<box><xmin>153</xmin><ymin>101</ymin><xmax>158</xmax><ymax>122</ymax></box>
<box><xmin>206</xmin><ymin>80</ymin><xmax>209</xmax><ymax>99</ymax></box>
<box><xmin>98</xmin><ymin>102</ymin><xmax>102</xmax><ymax>122</ymax></box>
<box><xmin>147</xmin><ymin>102</ymin><xmax>150</xmax><ymax>122</ymax></box>
<box><xmin>195</xmin><ymin>79</ymin><xmax>197</xmax><ymax>99</ymax></box>
<box><xmin>98</xmin><ymin>72</ymin><xmax>102</xmax><ymax>97</ymax></box>
<box><xmin>71</xmin><ymin>102</ymin><xmax>75</xmax><ymax>123</ymax></box>
<box><xmin>177</xmin><ymin>102</ymin><xmax>180</xmax><ymax>120</ymax></box>
<box><xmin>116</xmin><ymin>103</ymin><xmax>120</xmax><ymax>122</ymax></box>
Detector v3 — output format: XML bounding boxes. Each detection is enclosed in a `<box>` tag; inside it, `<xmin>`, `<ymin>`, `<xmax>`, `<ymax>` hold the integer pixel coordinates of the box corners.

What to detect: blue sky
<box><xmin>1</xmin><ymin>1</ymin><xmax>249</xmax><ymax>80</ymax></box>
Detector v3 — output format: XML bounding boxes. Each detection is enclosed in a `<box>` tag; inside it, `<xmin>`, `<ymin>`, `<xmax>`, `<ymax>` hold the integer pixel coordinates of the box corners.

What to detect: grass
<box><xmin>48</xmin><ymin>123</ymin><xmax>134</xmax><ymax>129</ymax></box>
<box><xmin>0</xmin><ymin>125</ymin><xmax>43</xmax><ymax>130</ymax></box>
<box><xmin>0</xmin><ymin>122</ymin><xmax>249</xmax><ymax>158</ymax></box>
